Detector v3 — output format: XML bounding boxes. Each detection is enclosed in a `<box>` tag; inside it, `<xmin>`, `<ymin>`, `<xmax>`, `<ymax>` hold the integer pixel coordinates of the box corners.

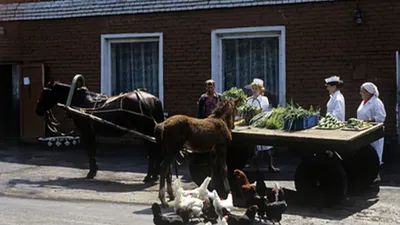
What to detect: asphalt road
<box><xmin>0</xmin><ymin>196</ymin><xmax>155</xmax><ymax>225</ymax></box>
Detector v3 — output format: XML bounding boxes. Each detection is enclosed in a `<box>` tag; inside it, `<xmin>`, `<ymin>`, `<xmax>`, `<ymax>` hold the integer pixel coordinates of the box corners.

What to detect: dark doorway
<box><xmin>0</xmin><ymin>65</ymin><xmax>19</xmax><ymax>142</ymax></box>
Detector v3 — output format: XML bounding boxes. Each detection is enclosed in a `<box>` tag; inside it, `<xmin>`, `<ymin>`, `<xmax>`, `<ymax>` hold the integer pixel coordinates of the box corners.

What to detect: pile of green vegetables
<box><xmin>265</xmin><ymin>107</ymin><xmax>287</xmax><ymax>129</ymax></box>
<box><xmin>248</xmin><ymin>102</ymin><xmax>319</xmax><ymax>130</ymax></box>
<box><xmin>238</xmin><ymin>104</ymin><xmax>260</xmax><ymax>124</ymax></box>
<box><xmin>221</xmin><ymin>87</ymin><xmax>247</xmax><ymax>107</ymax></box>
<box><xmin>344</xmin><ymin>118</ymin><xmax>371</xmax><ymax>129</ymax></box>
<box><xmin>282</xmin><ymin>102</ymin><xmax>320</xmax><ymax>122</ymax></box>
<box><xmin>249</xmin><ymin>108</ymin><xmax>287</xmax><ymax>129</ymax></box>
<box><xmin>317</xmin><ymin>113</ymin><xmax>345</xmax><ymax>129</ymax></box>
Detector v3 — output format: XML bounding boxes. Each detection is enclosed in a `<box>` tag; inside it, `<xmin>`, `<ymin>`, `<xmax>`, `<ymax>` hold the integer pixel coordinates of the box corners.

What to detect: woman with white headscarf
<box><xmin>357</xmin><ymin>82</ymin><xmax>386</xmax><ymax>169</ymax></box>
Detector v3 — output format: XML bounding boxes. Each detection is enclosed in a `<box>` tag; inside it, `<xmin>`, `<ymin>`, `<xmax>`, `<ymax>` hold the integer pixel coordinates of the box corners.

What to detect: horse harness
<box><xmin>81</xmin><ymin>89</ymin><xmax>159</xmax><ymax>134</ymax></box>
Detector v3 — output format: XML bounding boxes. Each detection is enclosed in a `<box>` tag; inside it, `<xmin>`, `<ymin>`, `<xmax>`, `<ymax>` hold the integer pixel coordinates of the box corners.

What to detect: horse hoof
<box><xmin>86</xmin><ymin>171</ymin><xmax>97</xmax><ymax>179</ymax></box>
<box><xmin>143</xmin><ymin>176</ymin><xmax>151</xmax><ymax>183</ymax></box>
<box><xmin>144</xmin><ymin>176</ymin><xmax>158</xmax><ymax>184</ymax></box>
<box><xmin>161</xmin><ymin>202</ymin><xmax>169</xmax><ymax>208</ymax></box>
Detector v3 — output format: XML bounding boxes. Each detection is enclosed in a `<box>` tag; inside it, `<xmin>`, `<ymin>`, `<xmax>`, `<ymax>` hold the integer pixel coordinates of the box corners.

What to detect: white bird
<box><xmin>205</xmin><ymin>216</ymin><xmax>228</xmax><ymax>225</ymax></box>
<box><xmin>173</xmin><ymin>187</ymin><xmax>204</xmax><ymax>218</ymax></box>
<box><xmin>173</xmin><ymin>176</ymin><xmax>212</xmax><ymax>201</ymax></box>
<box><xmin>212</xmin><ymin>190</ymin><xmax>233</xmax><ymax>219</ymax></box>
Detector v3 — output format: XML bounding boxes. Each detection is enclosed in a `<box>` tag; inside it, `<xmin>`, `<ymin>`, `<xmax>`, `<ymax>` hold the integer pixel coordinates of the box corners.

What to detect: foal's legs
<box><xmin>81</xmin><ymin>132</ymin><xmax>98</xmax><ymax>179</ymax></box>
<box><xmin>159</xmin><ymin>154</ymin><xmax>175</xmax><ymax>207</ymax></box>
<box><xmin>166</xmin><ymin>164</ymin><xmax>174</xmax><ymax>200</ymax></box>
<box><xmin>212</xmin><ymin>143</ymin><xmax>230</xmax><ymax>198</ymax></box>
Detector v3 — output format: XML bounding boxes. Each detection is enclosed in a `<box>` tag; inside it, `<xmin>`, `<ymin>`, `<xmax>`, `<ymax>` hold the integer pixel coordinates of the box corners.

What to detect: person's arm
<box><xmin>261</xmin><ymin>96</ymin><xmax>270</xmax><ymax>112</ymax></box>
<box><xmin>196</xmin><ymin>96</ymin><xmax>205</xmax><ymax>118</ymax></box>
<box><xmin>331</xmin><ymin>98</ymin><xmax>345</xmax><ymax>121</ymax></box>
<box><xmin>372</xmin><ymin>100</ymin><xmax>386</xmax><ymax>123</ymax></box>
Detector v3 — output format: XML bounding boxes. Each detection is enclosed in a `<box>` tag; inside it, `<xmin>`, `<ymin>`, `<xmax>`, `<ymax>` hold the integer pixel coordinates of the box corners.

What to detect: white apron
<box><xmin>356</xmin><ymin>96</ymin><xmax>386</xmax><ymax>165</ymax></box>
<box><xmin>247</xmin><ymin>95</ymin><xmax>273</xmax><ymax>152</ymax></box>
<box><xmin>326</xmin><ymin>90</ymin><xmax>345</xmax><ymax>121</ymax></box>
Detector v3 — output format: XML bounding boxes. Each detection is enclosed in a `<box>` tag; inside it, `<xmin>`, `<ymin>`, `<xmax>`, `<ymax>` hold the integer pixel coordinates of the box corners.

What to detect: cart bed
<box><xmin>232</xmin><ymin>123</ymin><xmax>384</xmax><ymax>152</ymax></box>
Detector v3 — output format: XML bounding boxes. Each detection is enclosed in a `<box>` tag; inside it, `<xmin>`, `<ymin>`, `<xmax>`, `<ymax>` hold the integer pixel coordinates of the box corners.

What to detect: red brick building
<box><xmin>0</xmin><ymin>0</ymin><xmax>399</xmax><ymax>148</ymax></box>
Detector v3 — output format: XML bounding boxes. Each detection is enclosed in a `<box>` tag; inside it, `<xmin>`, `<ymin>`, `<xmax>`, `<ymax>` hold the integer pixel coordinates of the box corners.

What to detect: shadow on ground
<box><xmin>7</xmin><ymin>177</ymin><xmax>157</xmax><ymax>193</ymax></box>
<box><xmin>0</xmin><ymin>143</ymin><xmax>154</xmax><ymax>174</ymax></box>
<box><xmin>282</xmin><ymin>186</ymin><xmax>379</xmax><ymax>221</ymax></box>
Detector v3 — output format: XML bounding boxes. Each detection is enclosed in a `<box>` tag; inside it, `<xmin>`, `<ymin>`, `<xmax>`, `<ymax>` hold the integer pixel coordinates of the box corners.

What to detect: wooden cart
<box><xmin>189</xmin><ymin>123</ymin><xmax>385</xmax><ymax>206</ymax></box>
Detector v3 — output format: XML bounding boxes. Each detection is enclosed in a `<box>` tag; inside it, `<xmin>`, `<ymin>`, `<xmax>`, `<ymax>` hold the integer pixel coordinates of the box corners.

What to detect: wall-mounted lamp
<box><xmin>0</xmin><ymin>27</ymin><xmax>4</xmax><ymax>35</ymax></box>
<box><xmin>354</xmin><ymin>4</ymin><xmax>362</xmax><ymax>25</ymax></box>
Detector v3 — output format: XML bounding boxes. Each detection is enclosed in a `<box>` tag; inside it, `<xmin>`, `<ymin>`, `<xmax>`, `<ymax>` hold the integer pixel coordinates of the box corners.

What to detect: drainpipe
<box><xmin>396</xmin><ymin>51</ymin><xmax>400</xmax><ymax>145</ymax></box>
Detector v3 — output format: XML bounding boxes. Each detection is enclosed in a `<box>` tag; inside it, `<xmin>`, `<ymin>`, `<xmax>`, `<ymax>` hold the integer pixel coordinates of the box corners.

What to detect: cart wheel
<box><xmin>343</xmin><ymin>145</ymin><xmax>380</xmax><ymax>191</ymax></box>
<box><xmin>188</xmin><ymin>152</ymin><xmax>211</xmax><ymax>187</ymax></box>
<box><xmin>295</xmin><ymin>158</ymin><xmax>348</xmax><ymax>207</ymax></box>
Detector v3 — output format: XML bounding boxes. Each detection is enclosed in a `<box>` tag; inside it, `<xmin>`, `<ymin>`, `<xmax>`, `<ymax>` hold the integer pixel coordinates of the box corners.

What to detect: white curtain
<box><xmin>110</xmin><ymin>41</ymin><xmax>159</xmax><ymax>97</ymax></box>
<box><xmin>222</xmin><ymin>37</ymin><xmax>279</xmax><ymax>106</ymax></box>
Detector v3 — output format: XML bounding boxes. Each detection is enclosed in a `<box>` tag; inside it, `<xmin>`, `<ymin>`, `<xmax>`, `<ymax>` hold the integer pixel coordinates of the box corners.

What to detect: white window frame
<box><xmin>100</xmin><ymin>33</ymin><xmax>164</xmax><ymax>105</ymax></box>
<box><xmin>211</xmin><ymin>26</ymin><xmax>286</xmax><ymax>106</ymax></box>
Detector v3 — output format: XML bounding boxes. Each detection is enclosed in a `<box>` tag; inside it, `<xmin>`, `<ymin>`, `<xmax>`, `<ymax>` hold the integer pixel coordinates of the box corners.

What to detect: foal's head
<box><xmin>211</xmin><ymin>98</ymin><xmax>239</xmax><ymax>130</ymax></box>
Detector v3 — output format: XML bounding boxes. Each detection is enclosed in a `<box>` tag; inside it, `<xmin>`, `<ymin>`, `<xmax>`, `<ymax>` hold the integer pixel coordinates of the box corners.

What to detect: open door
<box><xmin>20</xmin><ymin>63</ymin><xmax>45</xmax><ymax>142</ymax></box>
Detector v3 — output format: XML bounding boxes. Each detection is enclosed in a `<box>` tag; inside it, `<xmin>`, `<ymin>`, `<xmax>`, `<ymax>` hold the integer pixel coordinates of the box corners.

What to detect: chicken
<box><xmin>172</xmin><ymin>176</ymin><xmax>212</xmax><ymax>201</ymax></box>
<box><xmin>221</xmin><ymin>205</ymin><xmax>258</xmax><ymax>225</ymax></box>
<box><xmin>173</xmin><ymin>187</ymin><xmax>204</xmax><ymax>222</ymax></box>
<box><xmin>233</xmin><ymin>169</ymin><xmax>256</xmax><ymax>206</ymax></box>
<box><xmin>212</xmin><ymin>190</ymin><xmax>233</xmax><ymax>219</ymax></box>
<box><xmin>265</xmin><ymin>182</ymin><xmax>287</xmax><ymax>224</ymax></box>
<box><xmin>151</xmin><ymin>203</ymin><xmax>184</xmax><ymax>225</ymax></box>
<box><xmin>175</xmin><ymin>208</ymin><xmax>190</xmax><ymax>224</ymax></box>
<box><xmin>247</xmin><ymin>187</ymin><xmax>268</xmax><ymax>221</ymax></box>
<box><xmin>204</xmin><ymin>216</ymin><xmax>228</xmax><ymax>225</ymax></box>
<box><xmin>201</xmin><ymin>198</ymin><xmax>219</xmax><ymax>222</ymax></box>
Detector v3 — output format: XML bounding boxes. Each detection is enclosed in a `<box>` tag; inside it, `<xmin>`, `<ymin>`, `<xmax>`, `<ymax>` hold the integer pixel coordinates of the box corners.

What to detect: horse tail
<box><xmin>154</xmin><ymin>123</ymin><xmax>164</xmax><ymax>145</ymax></box>
<box><xmin>154</xmin><ymin>99</ymin><xmax>165</xmax><ymax>123</ymax></box>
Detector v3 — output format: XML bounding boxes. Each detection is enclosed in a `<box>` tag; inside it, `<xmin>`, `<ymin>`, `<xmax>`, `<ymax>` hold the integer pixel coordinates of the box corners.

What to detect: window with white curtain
<box><xmin>222</xmin><ymin>37</ymin><xmax>279</xmax><ymax>105</ymax></box>
<box><xmin>110</xmin><ymin>41</ymin><xmax>159</xmax><ymax>96</ymax></box>
<box><xmin>101</xmin><ymin>33</ymin><xmax>164</xmax><ymax>104</ymax></box>
<box><xmin>211</xmin><ymin>27</ymin><xmax>286</xmax><ymax>107</ymax></box>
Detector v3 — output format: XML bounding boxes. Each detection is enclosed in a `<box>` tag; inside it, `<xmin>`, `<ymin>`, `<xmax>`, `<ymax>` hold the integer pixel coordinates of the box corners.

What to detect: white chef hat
<box><xmin>325</xmin><ymin>76</ymin><xmax>343</xmax><ymax>84</ymax></box>
<box><xmin>244</xmin><ymin>78</ymin><xmax>265</xmax><ymax>90</ymax></box>
<box><xmin>361</xmin><ymin>82</ymin><xmax>379</xmax><ymax>97</ymax></box>
<box><xmin>252</xmin><ymin>78</ymin><xmax>264</xmax><ymax>87</ymax></box>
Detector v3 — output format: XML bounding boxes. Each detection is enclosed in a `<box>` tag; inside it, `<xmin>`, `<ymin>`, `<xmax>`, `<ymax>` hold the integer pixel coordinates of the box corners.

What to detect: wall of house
<box><xmin>0</xmin><ymin>0</ymin><xmax>399</xmax><ymax>140</ymax></box>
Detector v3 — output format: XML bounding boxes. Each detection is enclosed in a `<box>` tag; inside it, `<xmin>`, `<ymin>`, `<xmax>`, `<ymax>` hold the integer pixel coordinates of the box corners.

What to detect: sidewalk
<box><xmin>0</xmin><ymin>143</ymin><xmax>299</xmax><ymax>204</ymax></box>
<box><xmin>0</xmin><ymin>143</ymin><xmax>191</xmax><ymax>205</ymax></box>
<box><xmin>1</xmin><ymin>143</ymin><xmax>400</xmax><ymax>224</ymax></box>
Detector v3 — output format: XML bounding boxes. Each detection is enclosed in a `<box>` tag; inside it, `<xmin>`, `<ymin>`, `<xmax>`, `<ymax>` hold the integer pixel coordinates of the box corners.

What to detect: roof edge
<box><xmin>0</xmin><ymin>0</ymin><xmax>335</xmax><ymax>22</ymax></box>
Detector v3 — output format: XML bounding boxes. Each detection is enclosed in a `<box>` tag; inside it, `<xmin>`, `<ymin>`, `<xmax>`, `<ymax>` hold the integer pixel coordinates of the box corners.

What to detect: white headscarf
<box><xmin>361</xmin><ymin>82</ymin><xmax>379</xmax><ymax>97</ymax></box>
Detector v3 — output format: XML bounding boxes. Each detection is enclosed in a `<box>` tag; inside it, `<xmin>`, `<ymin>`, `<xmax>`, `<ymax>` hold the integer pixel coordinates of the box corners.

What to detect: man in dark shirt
<box><xmin>196</xmin><ymin>79</ymin><xmax>222</xmax><ymax>118</ymax></box>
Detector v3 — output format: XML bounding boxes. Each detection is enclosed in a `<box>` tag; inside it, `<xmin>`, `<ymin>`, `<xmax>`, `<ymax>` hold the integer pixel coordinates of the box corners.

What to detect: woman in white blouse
<box><xmin>357</xmin><ymin>82</ymin><xmax>386</xmax><ymax>168</ymax></box>
<box><xmin>245</xmin><ymin>78</ymin><xmax>279</xmax><ymax>172</ymax></box>
<box><xmin>325</xmin><ymin>76</ymin><xmax>345</xmax><ymax>121</ymax></box>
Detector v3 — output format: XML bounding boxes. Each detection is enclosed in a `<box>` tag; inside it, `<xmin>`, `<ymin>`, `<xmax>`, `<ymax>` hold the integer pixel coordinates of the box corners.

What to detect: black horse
<box><xmin>35</xmin><ymin>80</ymin><xmax>164</xmax><ymax>183</ymax></box>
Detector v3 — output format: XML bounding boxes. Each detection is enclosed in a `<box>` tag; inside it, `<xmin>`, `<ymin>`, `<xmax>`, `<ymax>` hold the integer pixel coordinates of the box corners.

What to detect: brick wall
<box><xmin>0</xmin><ymin>0</ymin><xmax>399</xmax><ymax>138</ymax></box>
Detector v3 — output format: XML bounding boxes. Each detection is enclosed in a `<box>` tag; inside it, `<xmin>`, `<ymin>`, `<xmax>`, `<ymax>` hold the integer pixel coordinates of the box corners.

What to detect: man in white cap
<box><xmin>357</xmin><ymin>82</ymin><xmax>386</xmax><ymax>182</ymax></box>
<box><xmin>325</xmin><ymin>76</ymin><xmax>345</xmax><ymax>121</ymax></box>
